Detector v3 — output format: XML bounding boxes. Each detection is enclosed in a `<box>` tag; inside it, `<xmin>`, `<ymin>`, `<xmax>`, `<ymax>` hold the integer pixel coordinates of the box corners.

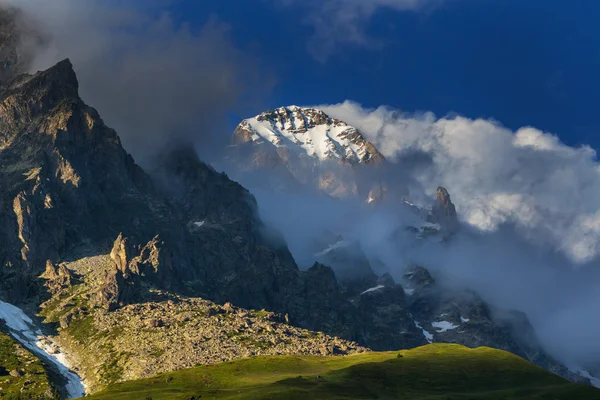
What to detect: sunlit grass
<box><xmin>85</xmin><ymin>343</ymin><xmax>600</xmax><ymax>400</ymax></box>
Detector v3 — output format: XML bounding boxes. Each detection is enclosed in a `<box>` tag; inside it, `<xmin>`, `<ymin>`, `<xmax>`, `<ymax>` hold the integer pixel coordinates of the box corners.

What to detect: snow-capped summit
<box><xmin>233</xmin><ymin>106</ymin><xmax>384</xmax><ymax>164</ymax></box>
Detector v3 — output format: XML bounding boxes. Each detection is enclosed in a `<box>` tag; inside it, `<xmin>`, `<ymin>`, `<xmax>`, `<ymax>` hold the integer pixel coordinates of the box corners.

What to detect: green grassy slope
<box><xmin>0</xmin><ymin>330</ymin><xmax>59</xmax><ymax>400</ymax></box>
<box><xmin>85</xmin><ymin>344</ymin><xmax>600</xmax><ymax>400</ymax></box>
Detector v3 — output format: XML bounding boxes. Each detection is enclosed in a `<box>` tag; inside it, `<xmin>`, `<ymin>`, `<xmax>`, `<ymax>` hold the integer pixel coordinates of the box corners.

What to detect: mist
<box><xmin>226</xmin><ymin>101</ymin><xmax>600</xmax><ymax>372</ymax></box>
<box><xmin>2</xmin><ymin>0</ymin><xmax>598</xmax><ymax>379</ymax></box>
<box><xmin>0</xmin><ymin>0</ymin><xmax>271</xmax><ymax>165</ymax></box>
<box><xmin>276</xmin><ymin>0</ymin><xmax>443</xmax><ymax>61</ymax></box>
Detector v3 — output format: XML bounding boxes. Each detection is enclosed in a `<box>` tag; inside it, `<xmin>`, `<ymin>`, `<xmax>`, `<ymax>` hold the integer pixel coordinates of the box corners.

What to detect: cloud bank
<box><xmin>0</xmin><ymin>0</ymin><xmax>268</xmax><ymax>164</ymax></box>
<box><xmin>321</xmin><ymin>101</ymin><xmax>600</xmax><ymax>265</ymax></box>
<box><xmin>231</xmin><ymin>100</ymin><xmax>600</xmax><ymax>370</ymax></box>
<box><xmin>277</xmin><ymin>0</ymin><xmax>441</xmax><ymax>61</ymax></box>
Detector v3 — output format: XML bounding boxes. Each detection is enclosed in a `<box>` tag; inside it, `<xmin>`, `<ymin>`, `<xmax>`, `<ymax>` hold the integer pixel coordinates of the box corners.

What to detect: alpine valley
<box><xmin>0</xmin><ymin>28</ymin><xmax>599</xmax><ymax>400</ymax></box>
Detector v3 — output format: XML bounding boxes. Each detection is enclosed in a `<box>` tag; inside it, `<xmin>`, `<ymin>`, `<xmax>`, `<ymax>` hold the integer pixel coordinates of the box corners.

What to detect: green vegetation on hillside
<box><xmin>0</xmin><ymin>330</ymin><xmax>59</xmax><ymax>400</ymax></box>
<box><xmin>86</xmin><ymin>344</ymin><xmax>600</xmax><ymax>400</ymax></box>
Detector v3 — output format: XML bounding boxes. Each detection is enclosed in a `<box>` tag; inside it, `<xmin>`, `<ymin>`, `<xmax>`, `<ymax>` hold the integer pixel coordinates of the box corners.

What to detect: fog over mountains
<box><xmin>1</xmin><ymin>0</ymin><xmax>599</xmax><ymax>395</ymax></box>
<box><xmin>224</xmin><ymin>104</ymin><xmax>600</xmax><ymax>377</ymax></box>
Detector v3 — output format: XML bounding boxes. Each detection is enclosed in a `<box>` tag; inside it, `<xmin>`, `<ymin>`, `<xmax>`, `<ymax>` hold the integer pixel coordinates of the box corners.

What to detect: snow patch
<box><xmin>314</xmin><ymin>240</ymin><xmax>352</xmax><ymax>257</ymax></box>
<box><xmin>0</xmin><ymin>300</ymin><xmax>86</xmax><ymax>398</ymax></box>
<box><xmin>431</xmin><ymin>320</ymin><xmax>459</xmax><ymax>332</ymax></box>
<box><xmin>568</xmin><ymin>365</ymin><xmax>600</xmax><ymax>388</ymax></box>
<box><xmin>360</xmin><ymin>285</ymin><xmax>385</xmax><ymax>295</ymax></box>
<box><xmin>414</xmin><ymin>321</ymin><xmax>433</xmax><ymax>343</ymax></box>
<box><xmin>418</xmin><ymin>222</ymin><xmax>441</xmax><ymax>233</ymax></box>
<box><xmin>242</xmin><ymin>107</ymin><xmax>374</xmax><ymax>163</ymax></box>
<box><xmin>193</xmin><ymin>221</ymin><xmax>205</xmax><ymax>228</ymax></box>
<box><xmin>403</xmin><ymin>199</ymin><xmax>418</xmax><ymax>208</ymax></box>
<box><xmin>403</xmin><ymin>287</ymin><xmax>415</xmax><ymax>296</ymax></box>
<box><xmin>460</xmin><ymin>316</ymin><xmax>470</xmax><ymax>323</ymax></box>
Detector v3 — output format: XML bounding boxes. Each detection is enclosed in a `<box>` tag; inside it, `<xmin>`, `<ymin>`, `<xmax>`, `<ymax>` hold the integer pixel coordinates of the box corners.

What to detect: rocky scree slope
<box><xmin>39</xmin><ymin>273</ymin><xmax>365</xmax><ymax>392</ymax></box>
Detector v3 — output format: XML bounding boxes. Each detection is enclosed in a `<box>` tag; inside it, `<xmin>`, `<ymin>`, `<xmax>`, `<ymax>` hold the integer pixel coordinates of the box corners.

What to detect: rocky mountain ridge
<box><xmin>234</xmin><ymin>106</ymin><xmax>384</xmax><ymax>164</ymax></box>
<box><xmin>228</xmin><ymin>106</ymin><xmax>393</xmax><ymax>200</ymax></box>
<box><xmin>0</xmin><ymin>59</ymin><xmax>594</xmax><ymax>397</ymax></box>
<box><xmin>0</xmin><ymin>60</ymin><xmax>468</xmax><ymax>393</ymax></box>
<box><xmin>226</xmin><ymin>104</ymin><xmax>594</xmax><ymax>384</ymax></box>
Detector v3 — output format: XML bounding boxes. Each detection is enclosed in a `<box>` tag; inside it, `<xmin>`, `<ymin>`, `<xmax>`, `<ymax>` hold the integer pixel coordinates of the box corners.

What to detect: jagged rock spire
<box><xmin>430</xmin><ymin>186</ymin><xmax>458</xmax><ymax>234</ymax></box>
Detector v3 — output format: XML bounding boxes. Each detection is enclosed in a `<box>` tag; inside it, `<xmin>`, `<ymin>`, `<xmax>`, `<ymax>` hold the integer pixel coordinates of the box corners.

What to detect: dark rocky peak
<box><xmin>301</xmin><ymin>262</ymin><xmax>359</xmax><ymax>339</ymax></box>
<box><xmin>353</xmin><ymin>271</ymin><xmax>426</xmax><ymax>350</ymax></box>
<box><xmin>3</xmin><ymin>58</ymin><xmax>77</xmax><ymax>94</ymax></box>
<box><xmin>154</xmin><ymin>145</ymin><xmax>262</xmax><ymax>236</ymax></box>
<box><xmin>305</xmin><ymin>262</ymin><xmax>338</xmax><ymax>288</ymax></box>
<box><xmin>156</xmin><ymin>145</ymin><xmax>216</xmax><ymax>183</ymax></box>
<box><xmin>313</xmin><ymin>237</ymin><xmax>378</xmax><ymax>294</ymax></box>
<box><xmin>428</xmin><ymin>186</ymin><xmax>458</xmax><ymax>235</ymax></box>
<box><xmin>0</xmin><ymin>58</ymin><xmax>79</xmax><ymax>112</ymax></box>
<box><xmin>377</xmin><ymin>272</ymin><xmax>396</xmax><ymax>288</ymax></box>
<box><xmin>0</xmin><ymin>58</ymin><xmax>83</xmax><ymax>149</ymax></box>
<box><xmin>434</xmin><ymin>187</ymin><xmax>456</xmax><ymax>215</ymax></box>
<box><xmin>403</xmin><ymin>265</ymin><xmax>436</xmax><ymax>290</ymax></box>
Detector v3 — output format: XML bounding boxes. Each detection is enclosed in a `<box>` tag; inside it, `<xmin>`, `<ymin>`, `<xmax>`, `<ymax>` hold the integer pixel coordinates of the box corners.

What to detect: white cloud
<box><xmin>277</xmin><ymin>0</ymin><xmax>440</xmax><ymax>61</ymax></box>
<box><xmin>320</xmin><ymin>100</ymin><xmax>600</xmax><ymax>264</ymax></box>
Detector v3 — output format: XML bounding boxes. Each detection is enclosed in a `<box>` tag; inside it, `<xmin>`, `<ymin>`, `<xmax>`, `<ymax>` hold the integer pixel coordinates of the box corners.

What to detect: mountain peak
<box><xmin>6</xmin><ymin>58</ymin><xmax>78</xmax><ymax>93</ymax></box>
<box><xmin>429</xmin><ymin>186</ymin><xmax>458</xmax><ymax>234</ymax></box>
<box><xmin>233</xmin><ymin>105</ymin><xmax>384</xmax><ymax>164</ymax></box>
<box><xmin>0</xmin><ymin>58</ymin><xmax>82</xmax><ymax>149</ymax></box>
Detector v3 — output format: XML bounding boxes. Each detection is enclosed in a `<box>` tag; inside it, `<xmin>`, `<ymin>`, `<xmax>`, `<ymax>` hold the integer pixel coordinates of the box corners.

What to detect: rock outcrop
<box><xmin>429</xmin><ymin>186</ymin><xmax>459</xmax><ymax>235</ymax></box>
<box><xmin>42</xmin><ymin>260</ymin><xmax>74</xmax><ymax>295</ymax></box>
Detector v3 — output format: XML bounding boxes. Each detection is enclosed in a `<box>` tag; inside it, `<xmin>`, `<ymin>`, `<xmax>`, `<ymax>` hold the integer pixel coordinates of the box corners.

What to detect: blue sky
<box><xmin>165</xmin><ymin>0</ymin><xmax>600</xmax><ymax>149</ymax></box>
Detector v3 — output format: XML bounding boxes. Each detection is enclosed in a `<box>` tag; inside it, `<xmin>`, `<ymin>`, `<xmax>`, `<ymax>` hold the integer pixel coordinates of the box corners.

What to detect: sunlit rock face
<box><xmin>228</xmin><ymin>105</ymin><xmax>390</xmax><ymax>200</ymax></box>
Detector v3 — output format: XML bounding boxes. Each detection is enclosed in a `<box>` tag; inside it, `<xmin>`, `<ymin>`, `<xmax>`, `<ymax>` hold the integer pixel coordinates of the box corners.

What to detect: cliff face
<box><xmin>0</xmin><ymin>59</ymin><xmax>157</xmax><ymax>300</ymax></box>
